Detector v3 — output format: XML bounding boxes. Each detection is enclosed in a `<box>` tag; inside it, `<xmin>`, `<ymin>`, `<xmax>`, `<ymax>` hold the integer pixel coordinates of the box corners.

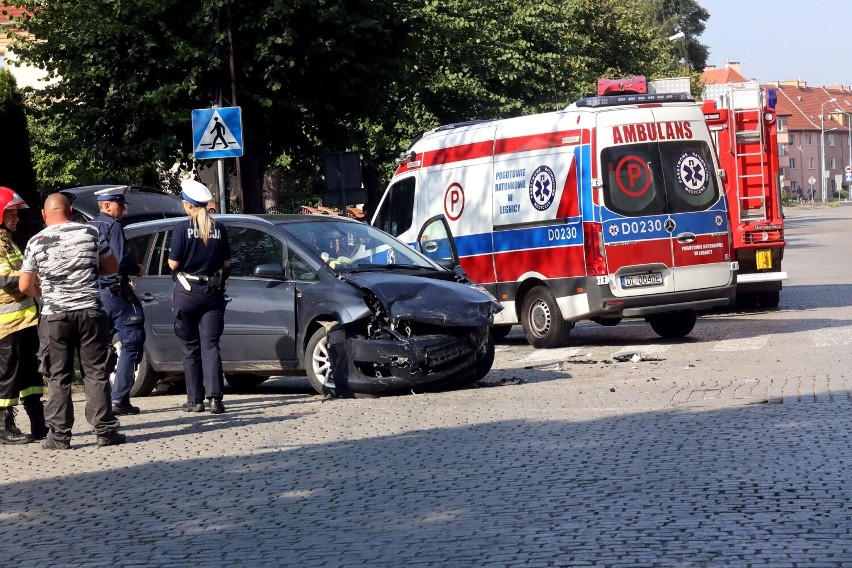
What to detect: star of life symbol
<box><xmin>608</xmin><ymin>224</ymin><xmax>620</xmax><ymax>237</ymax></box>
<box><xmin>528</xmin><ymin>165</ymin><xmax>556</xmax><ymax>211</ymax></box>
<box><xmin>715</xmin><ymin>214</ymin><xmax>724</xmax><ymax>226</ymax></box>
<box><xmin>675</xmin><ymin>151</ymin><xmax>708</xmax><ymax>195</ymax></box>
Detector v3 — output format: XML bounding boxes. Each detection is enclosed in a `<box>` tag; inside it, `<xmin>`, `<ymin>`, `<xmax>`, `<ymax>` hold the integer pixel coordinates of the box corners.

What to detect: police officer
<box><xmin>168</xmin><ymin>179</ymin><xmax>231</xmax><ymax>414</ymax></box>
<box><xmin>0</xmin><ymin>187</ymin><xmax>46</xmax><ymax>444</ymax></box>
<box><xmin>89</xmin><ymin>186</ymin><xmax>145</xmax><ymax>416</ymax></box>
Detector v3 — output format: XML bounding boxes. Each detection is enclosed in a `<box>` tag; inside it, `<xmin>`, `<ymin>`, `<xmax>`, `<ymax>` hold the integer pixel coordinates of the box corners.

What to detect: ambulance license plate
<box><xmin>621</xmin><ymin>272</ymin><xmax>663</xmax><ymax>288</ymax></box>
<box><xmin>756</xmin><ymin>249</ymin><xmax>772</xmax><ymax>270</ymax></box>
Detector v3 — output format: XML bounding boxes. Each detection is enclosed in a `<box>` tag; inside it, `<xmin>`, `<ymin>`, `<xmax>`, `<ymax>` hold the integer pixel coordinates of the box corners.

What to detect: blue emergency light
<box><xmin>576</xmin><ymin>92</ymin><xmax>694</xmax><ymax>108</ymax></box>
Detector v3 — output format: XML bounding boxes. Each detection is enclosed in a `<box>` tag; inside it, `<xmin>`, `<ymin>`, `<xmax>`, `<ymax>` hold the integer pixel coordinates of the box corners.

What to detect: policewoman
<box><xmin>168</xmin><ymin>179</ymin><xmax>231</xmax><ymax>414</ymax></box>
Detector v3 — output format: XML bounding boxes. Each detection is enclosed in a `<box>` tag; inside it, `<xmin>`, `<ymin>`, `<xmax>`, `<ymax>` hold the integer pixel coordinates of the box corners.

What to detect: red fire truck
<box><xmin>700</xmin><ymin>81</ymin><xmax>786</xmax><ymax>308</ymax></box>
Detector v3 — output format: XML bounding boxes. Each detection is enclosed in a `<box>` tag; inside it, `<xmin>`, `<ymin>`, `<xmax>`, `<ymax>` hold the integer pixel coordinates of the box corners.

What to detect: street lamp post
<box><xmin>820</xmin><ymin>98</ymin><xmax>837</xmax><ymax>203</ymax></box>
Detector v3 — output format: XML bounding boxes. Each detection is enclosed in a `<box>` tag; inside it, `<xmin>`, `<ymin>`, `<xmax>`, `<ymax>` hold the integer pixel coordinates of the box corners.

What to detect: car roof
<box><xmin>125</xmin><ymin>213</ymin><xmax>364</xmax><ymax>233</ymax></box>
<box><xmin>60</xmin><ymin>185</ymin><xmax>185</xmax><ymax>223</ymax></box>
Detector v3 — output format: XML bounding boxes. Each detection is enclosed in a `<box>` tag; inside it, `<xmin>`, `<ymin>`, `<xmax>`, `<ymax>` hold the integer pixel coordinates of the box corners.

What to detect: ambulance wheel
<box><xmin>306</xmin><ymin>322</ymin><xmax>338</xmax><ymax>395</ymax></box>
<box><xmin>491</xmin><ymin>325</ymin><xmax>513</xmax><ymax>342</ymax></box>
<box><xmin>758</xmin><ymin>291</ymin><xmax>780</xmax><ymax>308</ymax></box>
<box><xmin>521</xmin><ymin>286</ymin><xmax>570</xmax><ymax>348</ymax></box>
<box><xmin>647</xmin><ymin>310</ymin><xmax>697</xmax><ymax>339</ymax></box>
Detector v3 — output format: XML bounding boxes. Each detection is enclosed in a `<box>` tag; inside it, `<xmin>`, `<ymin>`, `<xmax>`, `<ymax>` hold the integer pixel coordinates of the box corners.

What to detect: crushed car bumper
<box><xmin>328</xmin><ymin>327</ymin><xmax>489</xmax><ymax>395</ymax></box>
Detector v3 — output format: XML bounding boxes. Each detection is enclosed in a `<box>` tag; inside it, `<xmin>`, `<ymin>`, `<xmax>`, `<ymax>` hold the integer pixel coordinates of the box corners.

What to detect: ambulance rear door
<box><xmin>596</xmin><ymin>106</ymin><xmax>730</xmax><ymax>297</ymax></box>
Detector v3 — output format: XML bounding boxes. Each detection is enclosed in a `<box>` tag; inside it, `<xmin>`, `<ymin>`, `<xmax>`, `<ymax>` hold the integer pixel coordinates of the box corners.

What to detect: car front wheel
<box><xmin>306</xmin><ymin>323</ymin><xmax>338</xmax><ymax>395</ymax></box>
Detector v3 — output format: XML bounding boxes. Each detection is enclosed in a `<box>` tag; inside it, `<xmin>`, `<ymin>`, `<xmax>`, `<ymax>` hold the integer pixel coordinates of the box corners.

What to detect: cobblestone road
<box><xmin>2</xmin><ymin>206</ymin><xmax>852</xmax><ymax>567</ymax></box>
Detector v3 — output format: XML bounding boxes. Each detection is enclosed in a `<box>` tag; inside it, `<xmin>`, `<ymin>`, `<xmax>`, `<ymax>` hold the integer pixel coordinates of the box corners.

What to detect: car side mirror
<box><xmin>253</xmin><ymin>263</ymin><xmax>286</xmax><ymax>280</ymax></box>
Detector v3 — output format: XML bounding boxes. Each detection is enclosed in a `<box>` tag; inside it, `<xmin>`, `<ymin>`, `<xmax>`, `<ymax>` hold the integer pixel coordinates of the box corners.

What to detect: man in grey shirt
<box><xmin>19</xmin><ymin>194</ymin><xmax>126</xmax><ymax>449</ymax></box>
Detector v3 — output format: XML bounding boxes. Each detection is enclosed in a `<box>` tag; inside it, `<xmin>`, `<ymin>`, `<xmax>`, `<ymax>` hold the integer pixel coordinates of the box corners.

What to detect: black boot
<box><xmin>0</xmin><ymin>407</ymin><xmax>30</xmax><ymax>445</ymax></box>
<box><xmin>22</xmin><ymin>395</ymin><xmax>48</xmax><ymax>441</ymax></box>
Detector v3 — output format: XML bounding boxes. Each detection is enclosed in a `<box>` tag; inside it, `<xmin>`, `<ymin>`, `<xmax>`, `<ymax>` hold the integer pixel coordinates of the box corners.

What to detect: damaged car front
<box><xmin>284</xmin><ymin>218</ymin><xmax>502</xmax><ymax>396</ymax></box>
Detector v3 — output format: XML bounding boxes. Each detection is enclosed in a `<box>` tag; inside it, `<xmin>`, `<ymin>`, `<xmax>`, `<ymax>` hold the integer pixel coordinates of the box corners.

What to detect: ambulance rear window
<box><xmin>601</xmin><ymin>141</ymin><xmax>719</xmax><ymax>216</ymax></box>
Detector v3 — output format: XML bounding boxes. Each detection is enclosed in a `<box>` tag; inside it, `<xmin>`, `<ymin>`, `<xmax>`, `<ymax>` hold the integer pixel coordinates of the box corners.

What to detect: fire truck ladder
<box><xmin>725</xmin><ymin>88</ymin><xmax>769</xmax><ymax>221</ymax></box>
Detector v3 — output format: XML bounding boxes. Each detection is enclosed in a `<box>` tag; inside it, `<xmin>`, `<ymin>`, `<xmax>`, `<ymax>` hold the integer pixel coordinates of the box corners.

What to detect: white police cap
<box><xmin>180</xmin><ymin>179</ymin><xmax>213</xmax><ymax>206</ymax></box>
<box><xmin>95</xmin><ymin>185</ymin><xmax>129</xmax><ymax>203</ymax></box>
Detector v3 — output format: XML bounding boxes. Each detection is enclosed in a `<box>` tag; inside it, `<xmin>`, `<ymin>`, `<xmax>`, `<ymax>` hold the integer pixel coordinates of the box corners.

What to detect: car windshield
<box><xmin>279</xmin><ymin>219</ymin><xmax>440</xmax><ymax>272</ymax></box>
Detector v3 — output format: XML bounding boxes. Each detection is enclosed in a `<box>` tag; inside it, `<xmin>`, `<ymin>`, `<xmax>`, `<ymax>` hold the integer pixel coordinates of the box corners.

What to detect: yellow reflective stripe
<box><xmin>0</xmin><ymin>303</ymin><xmax>37</xmax><ymax>322</ymax></box>
<box><xmin>19</xmin><ymin>386</ymin><xmax>42</xmax><ymax>398</ymax></box>
<box><xmin>0</xmin><ymin>397</ymin><xmax>19</xmax><ymax>407</ymax></box>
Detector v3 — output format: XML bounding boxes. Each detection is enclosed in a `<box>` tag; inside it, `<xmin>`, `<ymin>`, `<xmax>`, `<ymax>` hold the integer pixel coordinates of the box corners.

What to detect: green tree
<box><xmin>3</xmin><ymin>0</ymin><xmax>682</xmax><ymax>212</ymax></box>
<box><xmin>640</xmin><ymin>0</ymin><xmax>709</xmax><ymax>73</ymax></box>
<box><xmin>0</xmin><ymin>68</ymin><xmax>37</xmax><ymax>202</ymax></box>
<box><xmin>0</xmin><ymin>68</ymin><xmax>40</xmax><ymax>241</ymax></box>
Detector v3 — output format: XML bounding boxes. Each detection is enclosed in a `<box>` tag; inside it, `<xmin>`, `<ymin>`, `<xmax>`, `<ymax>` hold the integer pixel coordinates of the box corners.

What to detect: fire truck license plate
<box><xmin>621</xmin><ymin>272</ymin><xmax>663</xmax><ymax>288</ymax></box>
<box><xmin>756</xmin><ymin>249</ymin><xmax>772</xmax><ymax>270</ymax></box>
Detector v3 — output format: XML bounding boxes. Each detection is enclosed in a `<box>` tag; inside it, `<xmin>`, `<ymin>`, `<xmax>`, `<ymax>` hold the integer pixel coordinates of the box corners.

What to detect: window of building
<box><xmin>807</xmin><ymin>157</ymin><xmax>815</xmax><ymax>169</ymax></box>
<box><xmin>776</xmin><ymin>117</ymin><xmax>787</xmax><ymax>131</ymax></box>
<box><xmin>789</xmin><ymin>134</ymin><xmax>796</xmax><ymax>145</ymax></box>
<box><xmin>789</xmin><ymin>157</ymin><xmax>796</xmax><ymax>169</ymax></box>
<box><xmin>830</xmin><ymin>157</ymin><xmax>836</xmax><ymax>169</ymax></box>
<box><xmin>805</xmin><ymin>134</ymin><xmax>814</xmax><ymax>145</ymax></box>
<box><xmin>829</xmin><ymin>133</ymin><xmax>836</xmax><ymax>147</ymax></box>
<box><xmin>778</xmin><ymin>144</ymin><xmax>786</xmax><ymax>156</ymax></box>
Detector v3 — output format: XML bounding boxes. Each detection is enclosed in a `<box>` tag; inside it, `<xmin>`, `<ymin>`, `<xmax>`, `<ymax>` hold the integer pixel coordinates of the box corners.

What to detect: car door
<box><xmin>132</xmin><ymin>221</ymin><xmax>298</xmax><ymax>373</ymax></box>
<box><xmin>219</xmin><ymin>222</ymin><xmax>297</xmax><ymax>367</ymax></box>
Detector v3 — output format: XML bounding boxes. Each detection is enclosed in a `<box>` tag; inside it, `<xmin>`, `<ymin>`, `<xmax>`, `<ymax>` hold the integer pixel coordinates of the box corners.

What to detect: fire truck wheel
<box><xmin>647</xmin><ymin>310</ymin><xmax>697</xmax><ymax>339</ymax></box>
<box><xmin>521</xmin><ymin>286</ymin><xmax>570</xmax><ymax>348</ymax></box>
<box><xmin>758</xmin><ymin>291</ymin><xmax>780</xmax><ymax>308</ymax></box>
<box><xmin>736</xmin><ymin>293</ymin><xmax>758</xmax><ymax>310</ymax></box>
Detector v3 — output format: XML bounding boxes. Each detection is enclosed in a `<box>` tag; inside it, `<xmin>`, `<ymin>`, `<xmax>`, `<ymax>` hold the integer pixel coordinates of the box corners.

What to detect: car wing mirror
<box><xmin>253</xmin><ymin>263</ymin><xmax>286</xmax><ymax>280</ymax></box>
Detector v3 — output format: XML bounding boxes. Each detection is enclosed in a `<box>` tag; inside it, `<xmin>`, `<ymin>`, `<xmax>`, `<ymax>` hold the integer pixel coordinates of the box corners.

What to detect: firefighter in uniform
<box><xmin>0</xmin><ymin>187</ymin><xmax>46</xmax><ymax>444</ymax></box>
<box><xmin>89</xmin><ymin>186</ymin><xmax>146</xmax><ymax>416</ymax></box>
<box><xmin>168</xmin><ymin>179</ymin><xmax>231</xmax><ymax>414</ymax></box>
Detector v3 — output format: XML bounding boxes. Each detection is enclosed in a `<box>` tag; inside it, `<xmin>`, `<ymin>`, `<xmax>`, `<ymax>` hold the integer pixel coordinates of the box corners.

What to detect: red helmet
<box><xmin>0</xmin><ymin>186</ymin><xmax>29</xmax><ymax>218</ymax></box>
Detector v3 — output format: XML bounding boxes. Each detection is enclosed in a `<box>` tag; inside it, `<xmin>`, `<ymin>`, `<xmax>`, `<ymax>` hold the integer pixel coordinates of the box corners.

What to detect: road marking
<box><xmin>712</xmin><ymin>335</ymin><xmax>769</xmax><ymax>351</ymax></box>
<box><xmin>812</xmin><ymin>327</ymin><xmax>852</xmax><ymax>347</ymax></box>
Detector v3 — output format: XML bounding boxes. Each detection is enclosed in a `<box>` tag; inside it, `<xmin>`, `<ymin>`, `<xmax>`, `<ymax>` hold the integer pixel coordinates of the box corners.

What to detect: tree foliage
<box><xmin>0</xmin><ymin>69</ymin><xmax>37</xmax><ymax>201</ymax></box>
<box><xmin>639</xmin><ymin>0</ymin><xmax>709</xmax><ymax>73</ymax></box>
<box><xmin>2</xmin><ymin>0</ymin><xmax>687</xmax><ymax>209</ymax></box>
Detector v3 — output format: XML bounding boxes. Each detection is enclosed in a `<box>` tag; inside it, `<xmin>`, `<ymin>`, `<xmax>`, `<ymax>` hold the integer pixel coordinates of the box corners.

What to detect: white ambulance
<box><xmin>371</xmin><ymin>76</ymin><xmax>737</xmax><ymax>348</ymax></box>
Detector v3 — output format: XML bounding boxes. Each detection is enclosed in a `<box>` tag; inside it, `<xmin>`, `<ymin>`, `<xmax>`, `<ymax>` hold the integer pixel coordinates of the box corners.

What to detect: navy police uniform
<box><xmin>169</xmin><ymin>180</ymin><xmax>231</xmax><ymax>413</ymax></box>
<box><xmin>89</xmin><ymin>186</ymin><xmax>145</xmax><ymax>415</ymax></box>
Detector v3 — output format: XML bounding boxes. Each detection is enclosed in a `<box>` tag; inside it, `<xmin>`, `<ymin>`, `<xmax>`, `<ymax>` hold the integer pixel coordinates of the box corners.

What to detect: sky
<box><xmin>697</xmin><ymin>0</ymin><xmax>852</xmax><ymax>87</ymax></box>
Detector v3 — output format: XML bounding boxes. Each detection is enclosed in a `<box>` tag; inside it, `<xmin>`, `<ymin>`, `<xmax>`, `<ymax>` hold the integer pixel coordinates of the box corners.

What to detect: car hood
<box><xmin>342</xmin><ymin>271</ymin><xmax>502</xmax><ymax>326</ymax></box>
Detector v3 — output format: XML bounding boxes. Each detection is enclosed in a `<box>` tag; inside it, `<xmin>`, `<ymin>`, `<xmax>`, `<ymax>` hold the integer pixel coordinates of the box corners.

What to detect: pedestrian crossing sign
<box><xmin>191</xmin><ymin>107</ymin><xmax>244</xmax><ymax>159</ymax></box>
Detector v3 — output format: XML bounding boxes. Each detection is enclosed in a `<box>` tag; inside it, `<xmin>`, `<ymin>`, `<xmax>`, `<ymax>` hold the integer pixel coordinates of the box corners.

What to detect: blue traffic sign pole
<box><xmin>191</xmin><ymin>106</ymin><xmax>244</xmax><ymax>213</ymax></box>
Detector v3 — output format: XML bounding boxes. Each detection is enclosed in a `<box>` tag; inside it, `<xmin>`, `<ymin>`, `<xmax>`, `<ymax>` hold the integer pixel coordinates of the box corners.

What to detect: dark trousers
<box><xmin>173</xmin><ymin>286</ymin><xmax>226</xmax><ymax>403</ymax></box>
<box><xmin>100</xmin><ymin>289</ymin><xmax>145</xmax><ymax>404</ymax></box>
<box><xmin>40</xmin><ymin>308</ymin><xmax>118</xmax><ymax>441</ymax></box>
<box><xmin>0</xmin><ymin>325</ymin><xmax>42</xmax><ymax>407</ymax></box>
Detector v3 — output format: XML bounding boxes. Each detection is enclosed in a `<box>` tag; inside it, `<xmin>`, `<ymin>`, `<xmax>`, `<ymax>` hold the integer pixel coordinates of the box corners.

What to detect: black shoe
<box><xmin>1</xmin><ymin>407</ymin><xmax>30</xmax><ymax>444</ymax></box>
<box><xmin>41</xmin><ymin>435</ymin><xmax>71</xmax><ymax>450</ymax></box>
<box><xmin>112</xmin><ymin>402</ymin><xmax>141</xmax><ymax>416</ymax></box>
<box><xmin>209</xmin><ymin>399</ymin><xmax>225</xmax><ymax>414</ymax></box>
<box><xmin>182</xmin><ymin>401</ymin><xmax>205</xmax><ymax>413</ymax></box>
<box><xmin>96</xmin><ymin>431</ymin><xmax>126</xmax><ymax>447</ymax></box>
